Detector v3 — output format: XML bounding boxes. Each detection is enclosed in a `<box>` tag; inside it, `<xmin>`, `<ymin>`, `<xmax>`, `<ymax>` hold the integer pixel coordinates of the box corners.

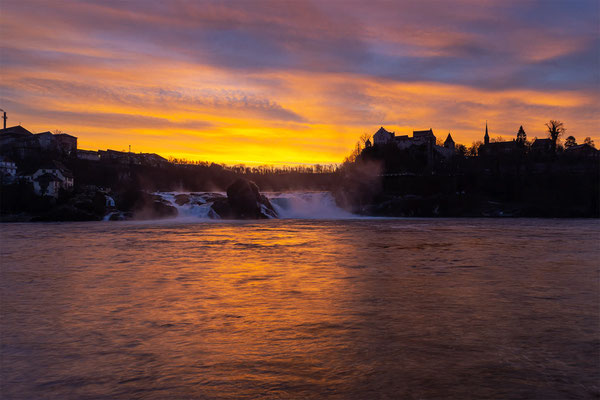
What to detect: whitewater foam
<box><xmin>148</xmin><ymin>191</ymin><xmax>357</xmax><ymax>220</ymax></box>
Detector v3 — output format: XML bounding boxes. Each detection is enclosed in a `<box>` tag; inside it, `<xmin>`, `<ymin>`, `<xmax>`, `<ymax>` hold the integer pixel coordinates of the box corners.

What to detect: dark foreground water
<box><xmin>1</xmin><ymin>219</ymin><xmax>599</xmax><ymax>399</ymax></box>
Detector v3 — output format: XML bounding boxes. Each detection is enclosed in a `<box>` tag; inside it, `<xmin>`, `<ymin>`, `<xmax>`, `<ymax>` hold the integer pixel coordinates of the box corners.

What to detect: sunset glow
<box><xmin>1</xmin><ymin>0</ymin><xmax>598</xmax><ymax>165</ymax></box>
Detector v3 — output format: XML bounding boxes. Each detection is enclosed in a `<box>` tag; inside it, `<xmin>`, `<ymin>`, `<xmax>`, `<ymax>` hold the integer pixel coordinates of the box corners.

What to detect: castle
<box><xmin>367</xmin><ymin>126</ymin><xmax>455</xmax><ymax>159</ymax></box>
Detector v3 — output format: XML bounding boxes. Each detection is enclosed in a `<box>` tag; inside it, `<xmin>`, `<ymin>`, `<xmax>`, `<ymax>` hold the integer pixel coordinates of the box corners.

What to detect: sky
<box><xmin>1</xmin><ymin>0</ymin><xmax>598</xmax><ymax>165</ymax></box>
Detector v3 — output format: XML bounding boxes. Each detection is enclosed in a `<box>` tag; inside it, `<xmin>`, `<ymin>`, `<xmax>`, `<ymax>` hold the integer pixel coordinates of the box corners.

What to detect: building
<box><xmin>76</xmin><ymin>149</ymin><xmax>101</xmax><ymax>161</ymax></box>
<box><xmin>530</xmin><ymin>138</ymin><xmax>554</xmax><ymax>154</ymax></box>
<box><xmin>564</xmin><ymin>143</ymin><xmax>599</xmax><ymax>159</ymax></box>
<box><xmin>444</xmin><ymin>133</ymin><xmax>455</xmax><ymax>151</ymax></box>
<box><xmin>373</xmin><ymin>127</ymin><xmax>395</xmax><ymax>145</ymax></box>
<box><xmin>1</xmin><ymin>126</ymin><xmax>78</xmax><ymax>159</ymax></box>
<box><xmin>97</xmin><ymin>149</ymin><xmax>168</xmax><ymax>166</ymax></box>
<box><xmin>369</xmin><ymin>126</ymin><xmax>455</xmax><ymax>164</ymax></box>
<box><xmin>478</xmin><ymin>123</ymin><xmax>520</xmax><ymax>157</ymax></box>
<box><xmin>24</xmin><ymin>160</ymin><xmax>74</xmax><ymax>197</ymax></box>
<box><xmin>54</xmin><ymin>133</ymin><xmax>77</xmax><ymax>155</ymax></box>
<box><xmin>0</xmin><ymin>156</ymin><xmax>17</xmax><ymax>184</ymax></box>
<box><xmin>371</xmin><ymin>127</ymin><xmax>438</xmax><ymax>149</ymax></box>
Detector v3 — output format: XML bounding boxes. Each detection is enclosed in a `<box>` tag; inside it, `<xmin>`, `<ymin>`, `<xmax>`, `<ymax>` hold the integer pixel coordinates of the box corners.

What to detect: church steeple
<box><xmin>484</xmin><ymin>121</ymin><xmax>490</xmax><ymax>145</ymax></box>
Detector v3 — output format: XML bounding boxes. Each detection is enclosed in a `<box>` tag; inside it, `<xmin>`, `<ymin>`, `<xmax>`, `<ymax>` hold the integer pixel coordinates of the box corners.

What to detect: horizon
<box><xmin>1</xmin><ymin>0</ymin><xmax>598</xmax><ymax>165</ymax></box>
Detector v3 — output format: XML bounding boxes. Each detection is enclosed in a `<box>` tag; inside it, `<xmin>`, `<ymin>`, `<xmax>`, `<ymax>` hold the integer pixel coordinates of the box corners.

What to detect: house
<box><xmin>1</xmin><ymin>126</ymin><xmax>78</xmax><ymax>159</ymax></box>
<box><xmin>35</xmin><ymin>131</ymin><xmax>55</xmax><ymax>150</ymax></box>
<box><xmin>139</xmin><ymin>153</ymin><xmax>169</xmax><ymax>167</ymax></box>
<box><xmin>54</xmin><ymin>133</ymin><xmax>77</xmax><ymax>155</ymax></box>
<box><xmin>0</xmin><ymin>156</ymin><xmax>17</xmax><ymax>184</ymax></box>
<box><xmin>530</xmin><ymin>138</ymin><xmax>554</xmax><ymax>154</ymax></box>
<box><xmin>77</xmin><ymin>149</ymin><xmax>101</xmax><ymax>161</ymax></box>
<box><xmin>0</xmin><ymin>126</ymin><xmax>40</xmax><ymax>159</ymax></box>
<box><xmin>564</xmin><ymin>144</ymin><xmax>599</xmax><ymax>159</ymax></box>
<box><xmin>25</xmin><ymin>160</ymin><xmax>74</xmax><ymax>197</ymax></box>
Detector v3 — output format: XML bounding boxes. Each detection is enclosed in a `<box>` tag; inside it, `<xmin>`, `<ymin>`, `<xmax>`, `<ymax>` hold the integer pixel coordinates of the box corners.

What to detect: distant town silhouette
<box><xmin>0</xmin><ymin>113</ymin><xmax>598</xmax><ymax>221</ymax></box>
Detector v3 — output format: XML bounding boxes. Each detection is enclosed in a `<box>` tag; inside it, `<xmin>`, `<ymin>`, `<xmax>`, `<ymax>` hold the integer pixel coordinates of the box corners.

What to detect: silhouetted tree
<box><xmin>468</xmin><ymin>141</ymin><xmax>483</xmax><ymax>156</ymax></box>
<box><xmin>516</xmin><ymin>126</ymin><xmax>527</xmax><ymax>145</ymax></box>
<box><xmin>584</xmin><ymin>137</ymin><xmax>595</xmax><ymax>148</ymax></box>
<box><xmin>456</xmin><ymin>144</ymin><xmax>467</xmax><ymax>157</ymax></box>
<box><xmin>564</xmin><ymin>136</ymin><xmax>577</xmax><ymax>148</ymax></box>
<box><xmin>359</xmin><ymin>133</ymin><xmax>371</xmax><ymax>147</ymax></box>
<box><xmin>545</xmin><ymin>120</ymin><xmax>565</xmax><ymax>150</ymax></box>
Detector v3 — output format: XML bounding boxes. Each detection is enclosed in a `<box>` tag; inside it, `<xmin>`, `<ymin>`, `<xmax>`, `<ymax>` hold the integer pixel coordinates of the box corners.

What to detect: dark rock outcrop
<box><xmin>114</xmin><ymin>190</ymin><xmax>178</xmax><ymax>220</ymax></box>
<box><xmin>174</xmin><ymin>194</ymin><xmax>190</xmax><ymax>206</ymax></box>
<box><xmin>216</xmin><ymin>179</ymin><xmax>277</xmax><ymax>219</ymax></box>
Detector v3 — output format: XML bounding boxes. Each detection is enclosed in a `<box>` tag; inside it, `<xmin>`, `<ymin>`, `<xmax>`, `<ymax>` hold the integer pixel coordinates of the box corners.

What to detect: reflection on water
<box><xmin>1</xmin><ymin>219</ymin><xmax>598</xmax><ymax>399</ymax></box>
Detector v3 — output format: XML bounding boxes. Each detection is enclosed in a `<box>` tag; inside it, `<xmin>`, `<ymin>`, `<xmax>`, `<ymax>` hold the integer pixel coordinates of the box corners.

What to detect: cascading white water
<box><xmin>267</xmin><ymin>192</ymin><xmax>356</xmax><ymax>219</ymax></box>
<box><xmin>157</xmin><ymin>192</ymin><xmax>221</xmax><ymax>220</ymax></box>
<box><xmin>150</xmin><ymin>191</ymin><xmax>356</xmax><ymax>220</ymax></box>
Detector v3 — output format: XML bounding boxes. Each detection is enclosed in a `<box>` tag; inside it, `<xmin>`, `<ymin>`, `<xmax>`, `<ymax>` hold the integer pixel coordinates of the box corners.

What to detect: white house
<box><xmin>26</xmin><ymin>161</ymin><xmax>74</xmax><ymax>197</ymax></box>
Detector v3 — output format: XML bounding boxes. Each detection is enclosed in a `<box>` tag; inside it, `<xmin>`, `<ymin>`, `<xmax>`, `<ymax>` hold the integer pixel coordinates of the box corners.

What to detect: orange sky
<box><xmin>1</xmin><ymin>0</ymin><xmax>598</xmax><ymax>165</ymax></box>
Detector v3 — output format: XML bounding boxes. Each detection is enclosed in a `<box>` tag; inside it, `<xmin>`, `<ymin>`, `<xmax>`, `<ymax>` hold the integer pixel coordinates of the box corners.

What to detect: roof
<box><xmin>36</xmin><ymin>160</ymin><xmax>73</xmax><ymax>178</ymax></box>
<box><xmin>374</xmin><ymin>126</ymin><xmax>392</xmax><ymax>135</ymax></box>
<box><xmin>565</xmin><ymin>144</ymin><xmax>598</xmax><ymax>152</ymax></box>
<box><xmin>483</xmin><ymin>141</ymin><xmax>517</xmax><ymax>148</ymax></box>
<box><xmin>35</xmin><ymin>131</ymin><xmax>53</xmax><ymax>136</ymax></box>
<box><xmin>531</xmin><ymin>138</ymin><xmax>553</xmax><ymax>149</ymax></box>
<box><xmin>54</xmin><ymin>133</ymin><xmax>77</xmax><ymax>139</ymax></box>
<box><xmin>0</xmin><ymin>126</ymin><xmax>33</xmax><ymax>136</ymax></box>
<box><xmin>444</xmin><ymin>133</ymin><xmax>454</xmax><ymax>143</ymax></box>
<box><xmin>413</xmin><ymin>129</ymin><xmax>434</xmax><ymax>137</ymax></box>
<box><xmin>34</xmin><ymin>172</ymin><xmax>61</xmax><ymax>182</ymax></box>
<box><xmin>394</xmin><ymin>135</ymin><xmax>410</xmax><ymax>140</ymax></box>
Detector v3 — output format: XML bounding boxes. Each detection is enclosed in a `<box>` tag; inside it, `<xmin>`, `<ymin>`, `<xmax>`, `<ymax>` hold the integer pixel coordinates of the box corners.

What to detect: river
<box><xmin>1</xmin><ymin>218</ymin><xmax>598</xmax><ymax>399</ymax></box>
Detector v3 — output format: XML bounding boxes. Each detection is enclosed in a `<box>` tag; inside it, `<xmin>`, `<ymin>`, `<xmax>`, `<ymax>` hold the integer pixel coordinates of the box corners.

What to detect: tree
<box><xmin>456</xmin><ymin>144</ymin><xmax>467</xmax><ymax>157</ymax></box>
<box><xmin>516</xmin><ymin>125</ymin><xmax>527</xmax><ymax>145</ymax></box>
<box><xmin>564</xmin><ymin>136</ymin><xmax>577</xmax><ymax>148</ymax></box>
<box><xmin>584</xmin><ymin>137</ymin><xmax>595</xmax><ymax>148</ymax></box>
<box><xmin>468</xmin><ymin>141</ymin><xmax>483</xmax><ymax>156</ymax></box>
<box><xmin>545</xmin><ymin>120</ymin><xmax>565</xmax><ymax>149</ymax></box>
<box><xmin>359</xmin><ymin>133</ymin><xmax>371</xmax><ymax>147</ymax></box>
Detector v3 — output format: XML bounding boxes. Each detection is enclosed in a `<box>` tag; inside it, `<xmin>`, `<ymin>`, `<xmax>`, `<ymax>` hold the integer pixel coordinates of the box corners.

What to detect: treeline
<box><xmin>167</xmin><ymin>157</ymin><xmax>339</xmax><ymax>175</ymax></box>
<box><xmin>68</xmin><ymin>158</ymin><xmax>341</xmax><ymax>193</ymax></box>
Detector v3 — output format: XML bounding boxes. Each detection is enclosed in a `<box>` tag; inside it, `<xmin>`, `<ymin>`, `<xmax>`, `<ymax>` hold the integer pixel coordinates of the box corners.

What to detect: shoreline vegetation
<box><xmin>1</xmin><ymin>121</ymin><xmax>598</xmax><ymax>221</ymax></box>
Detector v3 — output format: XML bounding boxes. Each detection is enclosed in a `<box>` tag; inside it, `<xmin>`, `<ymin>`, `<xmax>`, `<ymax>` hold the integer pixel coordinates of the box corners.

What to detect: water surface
<box><xmin>1</xmin><ymin>219</ymin><xmax>598</xmax><ymax>399</ymax></box>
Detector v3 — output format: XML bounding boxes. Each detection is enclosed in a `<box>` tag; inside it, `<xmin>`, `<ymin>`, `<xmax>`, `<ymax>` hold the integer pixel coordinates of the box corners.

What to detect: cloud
<box><xmin>0</xmin><ymin>0</ymin><xmax>597</xmax><ymax>164</ymax></box>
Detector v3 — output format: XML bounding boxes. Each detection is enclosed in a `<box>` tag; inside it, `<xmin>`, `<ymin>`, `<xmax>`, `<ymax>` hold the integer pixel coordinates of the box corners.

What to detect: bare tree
<box><xmin>545</xmin><ymin>120</ymin><xmax>565</xmax><ymax>149</ymax></box>
<box><xmin>359</xmin><ymin>133</ymin><xmax>371</xmax><ymax>147</ymax></box>
<box><xmin>584</xmin><ymin>137</ymin><xmax>595</xmax><ymax>148</ymax></box>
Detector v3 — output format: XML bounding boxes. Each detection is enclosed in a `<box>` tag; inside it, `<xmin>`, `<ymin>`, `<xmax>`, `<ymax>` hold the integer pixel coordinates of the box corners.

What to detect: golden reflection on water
<box><xmin>1</xmin><ymin>219</ymin><xmax>599</xmax><ymax>399</ymax></box>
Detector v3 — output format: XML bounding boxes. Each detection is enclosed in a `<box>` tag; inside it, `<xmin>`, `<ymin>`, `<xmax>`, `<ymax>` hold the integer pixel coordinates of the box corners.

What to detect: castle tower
<box><xmin>444</xmin><ymin>132</ymin><xmax>455</xmax><ymax>150</ymax></box>
<box><xmin>484</xmin><ymin>121</ymin><xmax>490</xmax><ymax>145</ymax></box>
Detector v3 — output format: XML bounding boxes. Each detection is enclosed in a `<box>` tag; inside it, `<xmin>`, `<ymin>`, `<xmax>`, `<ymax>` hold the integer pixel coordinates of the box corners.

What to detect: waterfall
<box><xmin>148</xmin><ymin>191</ymin><xmax>356</xmax><ymax>220</ymax></box>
